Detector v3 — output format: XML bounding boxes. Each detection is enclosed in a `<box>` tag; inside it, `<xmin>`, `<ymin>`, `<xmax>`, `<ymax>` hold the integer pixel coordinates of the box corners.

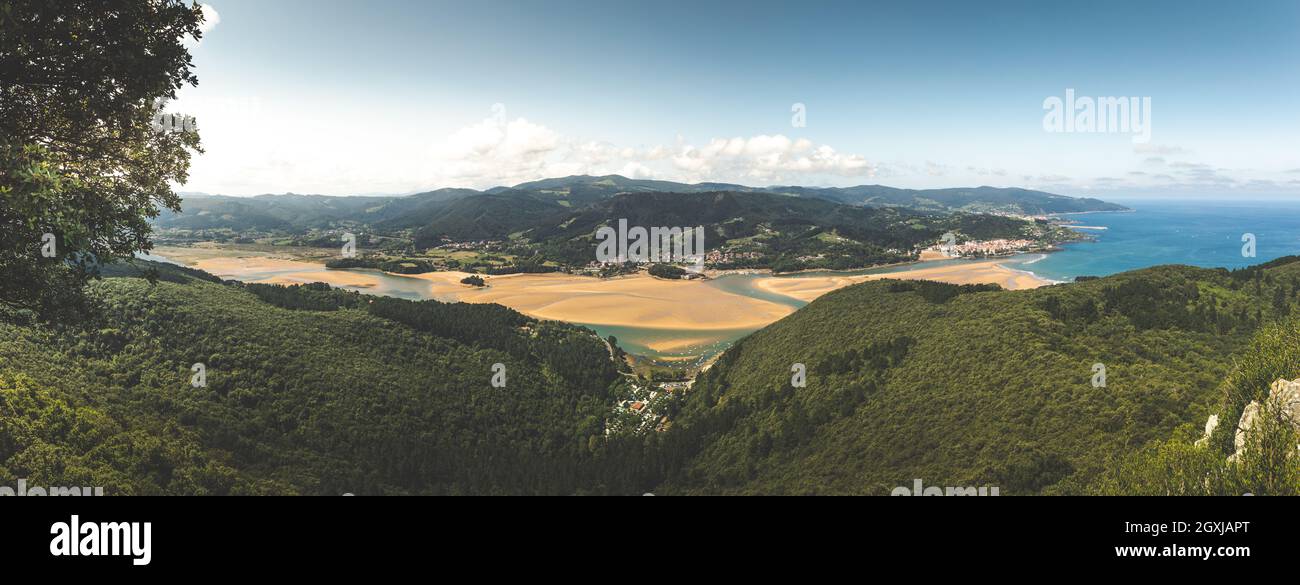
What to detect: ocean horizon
<box><xmin>1002</xmin><ymin>198</ymin><xmax>1300</xmax><ymax>283</ymax></box>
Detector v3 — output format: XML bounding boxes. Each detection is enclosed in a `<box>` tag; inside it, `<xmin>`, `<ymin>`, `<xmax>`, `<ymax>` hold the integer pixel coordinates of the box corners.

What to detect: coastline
<box><xmin>399</xmin><ymin>270</ymin><xmax>798</xmax><ymax>331</ymax></box>
<box><xmin>152</xmin><ymin>244</ymin><xmax>1054</xmax><ymax>331</ymax></box>
<box><xmin>750</xmin><ymin>258</ymin><xmax>1052</xmax><ymax>303</ymax></box>
<box><xmin>155</xmin><ymin>246</ymin><xmax>797</xmax><ymax>331</ymax></box>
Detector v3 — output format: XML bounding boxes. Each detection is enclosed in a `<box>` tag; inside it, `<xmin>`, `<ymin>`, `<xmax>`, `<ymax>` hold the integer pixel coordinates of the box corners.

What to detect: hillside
<box><xmin>155</xmin><ymin>176</ymin><xmax>1126</xmax><ymax>236</ymax></box>
<box><xmin>491</xmin><ymin>175</ymin><xmax>1127</xmax><ymax>216</ymax></box>
<box><xmin>642</xmin><ymin>258</ymin><xmax>1300</xmax><ymax>495</ymax></box>
<box><xmin>166</xmin><ymin>185</ymin><xmax>1080</xmax><ymax>275</ymax></box>
<box><xmin>0</xmin><ymin>262</ymin><xmax>629</xmax><ymax>495</ymax></box>
<box><xmin>395</xmin><ymin>189</ymin><xmax>1084</xmax><ymax>274</ymax></box>
<box><xmin>487</xmin><ymin>175</ymin><xmax>744</xmax><ymax>208</ymax></box>
<box><xmin>402</xmin><ymin>191</ymin><xmax>570</xmax><ymax>243</ymax></box>
<box><xmin>518</xmin><ymin>190</ymin><xmax>1066</xmax><ymax>271</ymax></box>
<box><xmin>156</xmin><ymin>189</ymin><xmax>480</xmax><ymax>231</ymax></box>
<box><xmin>4</xmin><ymin>258</ymin><xmax>1299</xmax><ymax>495</ymax></box>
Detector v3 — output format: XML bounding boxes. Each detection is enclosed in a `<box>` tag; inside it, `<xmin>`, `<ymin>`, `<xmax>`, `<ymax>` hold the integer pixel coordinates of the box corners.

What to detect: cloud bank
<box><xmin>419</xmin><ymin>114</ymin><xmax>877</xmax><ymax>189</ymax></box>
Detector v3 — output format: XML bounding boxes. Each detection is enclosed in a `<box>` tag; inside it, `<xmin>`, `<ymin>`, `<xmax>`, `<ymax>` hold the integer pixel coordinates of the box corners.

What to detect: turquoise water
<box><xmin>582</xmin><ymin>259</ymin><xmax>984</xmax><ymax>364</ymax></box>
<box><xmin>574</xmin><ymin>322</ymin><xmax>757</xmax><ymax>367</ymax></box>
<box><xmin>606</xmin><ymin>198</ymin><xmax>1300</xmax><ymax>360</ymax></box>
<box><xmin>1000</xmin><ymin>199</ymin><xmax>1300</xmax><ymax>282</ymax></box>
<box><xmin>152</xmin><ymin>199</ymin><xmax>1300</xmax><ymax>363</ymax></box>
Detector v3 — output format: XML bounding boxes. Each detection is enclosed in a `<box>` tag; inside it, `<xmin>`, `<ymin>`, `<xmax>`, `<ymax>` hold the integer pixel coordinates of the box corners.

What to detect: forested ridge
<box><xmin>0</xmin><ymin>262</ymin><xmax>629</xmax><ymax>494</ymax></box>
<box><xmin>512</xmin><ymin>190</ymin><xmax>1077</xmax><ymax>272</ymax></box>
<box><xmin>159</xmin><ymin>175</ymin><xmax>1127</xmax><ymax>234</ymax></box>
<box><xmin>636</xmin><ymin>258</ymin><xmax>1300</xmax><ymax>495</ymax></box>
<box><xmin>4</xmin><ymin>258</ymin><xmax>1300</xmax><ymax>494</ymax></box>
<box><xmin>160</xmin><ymin>186</ymin><xmax>1088</xmax><ymax>276</ymax></box>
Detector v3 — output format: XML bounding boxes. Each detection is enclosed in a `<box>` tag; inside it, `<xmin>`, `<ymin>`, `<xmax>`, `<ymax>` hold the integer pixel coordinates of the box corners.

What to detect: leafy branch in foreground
<box><xmin>0</xmin><ymin>0</ymin><xmax>205</xmax><ymax>318</ymax></box>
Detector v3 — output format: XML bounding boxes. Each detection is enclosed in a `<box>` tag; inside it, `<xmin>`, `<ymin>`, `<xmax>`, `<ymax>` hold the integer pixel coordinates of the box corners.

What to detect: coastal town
<box><xmin>935</xmin><ymin>238</ymin><xmax>1040</xmax><ymax>258</ymax></box>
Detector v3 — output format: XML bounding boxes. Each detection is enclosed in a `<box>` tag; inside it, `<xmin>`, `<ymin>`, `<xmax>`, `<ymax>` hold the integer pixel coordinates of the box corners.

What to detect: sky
<box><xmin>173</xmin><ymin>0</ymin><xmax>1300</xmax><ymax>197</ymax></box>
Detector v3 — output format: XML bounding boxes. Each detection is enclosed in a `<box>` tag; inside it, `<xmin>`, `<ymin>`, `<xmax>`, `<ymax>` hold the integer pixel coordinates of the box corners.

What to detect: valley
<box><xmin>151</xmin><ymin>240</ymin><xmax>1052</xmax><ymax>367</ymax></box>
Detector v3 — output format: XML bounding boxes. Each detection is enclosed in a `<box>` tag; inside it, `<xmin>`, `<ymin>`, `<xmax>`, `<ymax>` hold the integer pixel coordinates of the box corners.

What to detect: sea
<box><xmin>999</xmin><ymin>198</ymin><xmax>1300</xmax><ymax>282</ymax></box>
<box><xmin>148</xmin><ymin>198</ymin><xmax>1300</xmax><ymax>364</ymax></box>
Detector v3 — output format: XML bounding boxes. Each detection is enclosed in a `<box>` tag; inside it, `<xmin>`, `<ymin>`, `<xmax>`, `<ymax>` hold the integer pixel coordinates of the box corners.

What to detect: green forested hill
<box><xmin>645</xmin><ymin>260</ymin><xmax>1300</xmax><ymax>495</ymax></box>
<box><xmin>0</xmin><ymin>263</ymin><xmax>627</xmax><ymax>495</ymax></box>
<box><xmin>520</xmin><ymin>190</ymin><xmax>1067</xmax><ymax>270</ymax></box>
<box><xmin>157</xmin><ymin>176</ymin><xmax>1123</xmax><ymax>251</ymax></box>
<box><xmin>5</xmin><ymin>259</ymin><xmax>1298</xmax><ymax>495</ymax></box>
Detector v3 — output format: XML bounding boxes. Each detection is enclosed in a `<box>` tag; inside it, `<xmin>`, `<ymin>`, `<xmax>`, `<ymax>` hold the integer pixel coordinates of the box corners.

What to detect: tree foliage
<box><xmin>0</xmin><ymin>0</ymin><xmax>205</xmax><ymax>316</ymax></box>
<box><xmin>0</xmin><ymin>263</ymin><xmax>629</xmax><ymax>494</ymax></box>
<box><xmin>639</xmin><ymin>261</ymin><xmax>1300</xmax><ymax>494</ymax></box>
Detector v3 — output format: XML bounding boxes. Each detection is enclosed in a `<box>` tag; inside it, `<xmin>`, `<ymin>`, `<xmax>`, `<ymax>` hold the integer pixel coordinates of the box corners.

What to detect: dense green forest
<box><xmin>630</xmin><ymin>259</ymin><xmax>1300</xmax><ymax>495</ymax></box>
<box><xmin>512</xmin><ymin>190</ymin><xmax>1079</xmax><ymax>271</ymax></box>
<box><xmin>0</xmin><ymin>262</ymin><xmax>628</xmax><ymax>495</ymax></box>
<box><xmin>4</xmin><ymin>259</ymin><xmax>1299</xmax><ymax>495</ymax></box>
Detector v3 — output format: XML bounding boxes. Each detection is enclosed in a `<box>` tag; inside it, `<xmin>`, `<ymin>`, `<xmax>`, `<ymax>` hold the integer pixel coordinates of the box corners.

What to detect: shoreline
<box><xmin>152</xmin><ymin>243</ymin><xmax>1055</xmax><ymax>332</ymax></box>
<box><xmin>153</xmin><ymin>247</ymin><xmax>798</xmax><ymax>332</ymax></box>
<box><xmin>749</xmin><ymin>258</ymin><xmax>1053</xmax><ymax>303</ymax></box>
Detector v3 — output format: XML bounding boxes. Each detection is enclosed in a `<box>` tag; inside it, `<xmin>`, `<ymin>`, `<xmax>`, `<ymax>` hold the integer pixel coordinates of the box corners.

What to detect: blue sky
<box><xmin>176</xmin><ymin>0</ymin><xmax>1300</xmax><ymax>196</ymax></box>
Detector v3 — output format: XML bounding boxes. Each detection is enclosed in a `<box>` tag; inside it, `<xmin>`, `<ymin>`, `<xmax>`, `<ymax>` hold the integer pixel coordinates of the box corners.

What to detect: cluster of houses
<box><xmin>940</xmin><ymin>238</ymin><xmax>1037</xmax><ymax>258</ymax></box>
<box><xmin>438</xmin><ymin>239</ymin><xmax>504</xmax><ymax>251</ymax></box>
<box><xmin>608</xmin><ymin>381</ymin><xmax>685</xmax><ymax>435</ymax></box>
<box><xmin>705</xmin><ymin>249</ymin><xmax>762</xmax><ymax>264</ymax></box>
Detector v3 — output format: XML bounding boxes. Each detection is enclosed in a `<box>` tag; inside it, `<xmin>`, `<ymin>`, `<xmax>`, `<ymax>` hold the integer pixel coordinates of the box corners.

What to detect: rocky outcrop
<box><xmin>1212</xmin><ymin>378</ymin><xmax>1300</xmax><ymax>461</ymax></box>
<box><xmin>1194</xmin><ymin>414</ymin><xmax>1218</xmax><ymax>447</ymax></box>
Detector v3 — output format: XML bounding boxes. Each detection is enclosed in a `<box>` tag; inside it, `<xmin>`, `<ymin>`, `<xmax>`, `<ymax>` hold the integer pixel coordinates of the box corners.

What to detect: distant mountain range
<box><xmin>488</xmin><ymin>175</ymin><xmax>1128</xmax><ymax>215</ymax></box>
<box><xmin>160</xmin><ymin>175</ymin><xmax>1099</xmax><ymax>273</ymax></box>
<box><xmin>161</xmin><ymin>175</ymin><xmax>1129</xmax><ymax>234</ymax></box>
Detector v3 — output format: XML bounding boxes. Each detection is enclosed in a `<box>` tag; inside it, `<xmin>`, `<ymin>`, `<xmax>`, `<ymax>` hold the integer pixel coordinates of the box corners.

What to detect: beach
<box><xmin>751</xmin><ymin>260</ymin><xmax>1050</xmax><ymax>303</ymax></box>
<box><xmin>401</xmin><ymin>270</ymin><xmax>797</xmax><ymax>330</ymax></box>
<box><xmin>156</xmin><ymin>245</ymin><xmax>1050</xmax><ymax>333</ymax></box>
<box><xmin>159</xmin><ymin>247</ymin><xmax>795</xmax><ymax>331</ymax></box>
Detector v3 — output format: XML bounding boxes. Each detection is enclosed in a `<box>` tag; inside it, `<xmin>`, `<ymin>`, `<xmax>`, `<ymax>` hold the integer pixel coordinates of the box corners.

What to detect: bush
<box><xmin>647</xmin><ymin>264</ymin><xmax>686</xmax><ymax>279</ymax></box>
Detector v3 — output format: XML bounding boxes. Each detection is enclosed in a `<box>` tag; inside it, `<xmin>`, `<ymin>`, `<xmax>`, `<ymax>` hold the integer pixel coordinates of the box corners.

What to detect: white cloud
<box><xmin>191</xmin><ymin>107</ymin><xmax>1299</xmax><ymax>197</ymax></box>
<box><xmin>419</xmin><ymin>118</ymin><xmax>877</xmax><ymax>189</ymax></box>
<box><xmin>925</xmin><ymin>161</ymin><xmax>949</xmax><ymax>177</ymax></box>
<box><xmin>663</xmin><ymin>135</ymin><xmax>873</xmax><ymax>183</ymax></box>
<box><xmin>619</xmin><ymin>162</ymin><xmax>654</xmax><ymax>179</ymax></box>
<box><xmin>425</xmin><ymin>116</ymin><xmax>567</xmax><ymax>186</ymax></box>
<box><xmin>199</xmin><ymin>4</ymin><xmax>221</xmax><ymax>35</ymax></box>
<box><xmin>181</xmin><ymin>4</ymin><xmax>220</xmax><ymax>50</ymax></box>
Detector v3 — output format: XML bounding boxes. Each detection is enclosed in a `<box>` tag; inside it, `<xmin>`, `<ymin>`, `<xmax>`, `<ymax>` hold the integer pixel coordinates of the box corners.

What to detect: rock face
<box><xmin>1229</xmin><ymin>378</ymin><xmax>1300</xmax><ymax>459</ymax></box>
<box><xmin>1194</xmin><ymin>414</ymin><xmax>1219</xmax><ymax>447</ymax></box>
